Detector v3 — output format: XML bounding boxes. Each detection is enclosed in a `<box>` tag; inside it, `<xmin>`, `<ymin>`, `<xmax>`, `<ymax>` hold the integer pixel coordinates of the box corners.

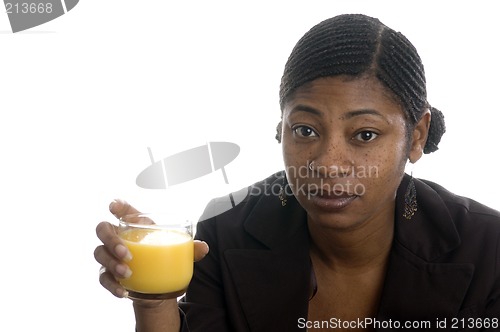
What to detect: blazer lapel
<box><xmin>377</xmin><ymin>175</ymin><xmax>475</xmax><ymax>324</ymax></box>
<box><xmin>224</xmin><ymin>247</ymin><xmax>311</xmax><ymax>331</ymax></box>
<box><xmin>224</xmin><ymin>188</ymin><xmax>312</xmax><ymax>331</ymax></box>
<box><xmin>377</xmin><ymin>244</ymin><xmax>474</xmax><ymax>323</ymax></box>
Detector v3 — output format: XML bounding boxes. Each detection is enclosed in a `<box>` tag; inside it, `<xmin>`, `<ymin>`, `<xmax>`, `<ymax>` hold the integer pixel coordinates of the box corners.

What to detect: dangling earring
<box><xmin>279</xmin><ymin>175</ymin><xmax>287</xmax><ymax>207</ymax></box>
<box><xmin>403</xmin><ymin>171</ymin><xmax>417</xmax><ymax>220</ymax></box>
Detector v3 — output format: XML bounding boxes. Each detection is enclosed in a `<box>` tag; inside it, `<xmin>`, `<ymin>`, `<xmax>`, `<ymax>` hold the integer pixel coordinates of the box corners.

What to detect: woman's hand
<box><xmin>94</xmin><ymin>199</ymin><xmax>210</xmax><ymax>299</ymax></box>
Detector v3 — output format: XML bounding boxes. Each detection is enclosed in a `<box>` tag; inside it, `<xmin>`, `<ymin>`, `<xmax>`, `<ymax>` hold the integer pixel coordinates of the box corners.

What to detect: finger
<box><xmin>194</xmin><ymin>240</ymin><xmax>209</xmax><ymax>262</ymax></box>
<box><xmin>94</xmin><ymin>245</ymin><xmax>132</xmax><ymax>279</ymax></box>
<box><xmin>109</xmin><ymin>199</ymin><xmax>141</xmax><ymax>219</ymax></box>
<box><xmin>95</xmin><ymin>221</ymin><xmax>132</xmax><ymax>261</ymax></box>
<box><xmin>99</xmin><ymin>267</ymin><xmax>129</xmax><ymax>298</ymax></box>
<box><xmin>109</xmin><ymin>199</ymin><xmax>155</xmax><ymax>225</ymax></box>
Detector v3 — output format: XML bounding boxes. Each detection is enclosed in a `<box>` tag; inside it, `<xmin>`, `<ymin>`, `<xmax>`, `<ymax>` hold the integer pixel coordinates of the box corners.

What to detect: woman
<box><xmin>94</xmin><ymin>14</ymin><xmax>500</xmax><ymax>331</ymax></box>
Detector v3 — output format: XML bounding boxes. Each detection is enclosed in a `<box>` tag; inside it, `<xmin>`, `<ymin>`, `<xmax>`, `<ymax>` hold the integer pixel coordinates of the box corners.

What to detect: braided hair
<box><xmin>276</xmin><ymin>14</ymin><xmax>445</xmax><ymax>154</ymax></box>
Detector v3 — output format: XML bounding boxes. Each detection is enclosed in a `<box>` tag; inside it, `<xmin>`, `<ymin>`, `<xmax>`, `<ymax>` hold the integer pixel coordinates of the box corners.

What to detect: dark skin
<box><xmin>94</xmin><ymin>75</ymin><xmax>430</xmax><ymax>331</ymax></box>
<box><xmin>281</xmin><ymin>75</ymin><xmax>430</xmax><ymax>330</ymax></box>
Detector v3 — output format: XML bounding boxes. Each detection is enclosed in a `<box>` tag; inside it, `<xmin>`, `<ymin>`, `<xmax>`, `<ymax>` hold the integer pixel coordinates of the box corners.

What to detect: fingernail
<box><xmin>117</xmin><ymin>288</ymin><xmax>129</xmax><ymax>298</ymax></box>
<box><xmin>115</xmin><ymin>244</ymin><xmax>132</xmax><ymax>261</ymax></box>
<box><xmin>109</xmin><ymin>199</ymin><xmax>120</xmax><ymax>213</ymax></box>
<box><xmin>202</xmin><ymin>241</ymin><xmax>210</xmax><ymax>254</ymax></box>
<box><xmin>116</xmin><ymin>264</ymin><xmax>132</xmax><ymax>279</ymax></box>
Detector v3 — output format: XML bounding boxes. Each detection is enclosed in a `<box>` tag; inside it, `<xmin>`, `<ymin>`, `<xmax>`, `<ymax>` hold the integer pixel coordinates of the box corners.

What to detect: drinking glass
<box><xmin>117</xmin><ymin>213</ymin><xmax>193</xmax><ymax>300</ymax></box>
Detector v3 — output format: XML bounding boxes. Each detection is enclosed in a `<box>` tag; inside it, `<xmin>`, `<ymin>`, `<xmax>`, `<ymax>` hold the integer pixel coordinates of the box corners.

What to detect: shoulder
<box><xmin>414</xmin><ymin>177</ymin><xmax>500</xmax><ymax>263</ymax></box>
<box><xmin>194</xmin><ymin>172</ymin><xmax>286</xmax><ymax>241</ymax></box>
<box><xmin>194</xmin><ymin>171</ymin><xmax>307</xmax><ymax>250</ymax></box>
<box><xmin>396</xmin><ymin>175</ymin><xmax>500</xmax><ymax>262</ymax></box>
<box><xmin>198</xmin><ymin>171</ymin><xmax>285</xmax><ymax>223</ymax></box>
<box><xmin>419</xmin><ymin>178</ymin><xmax>500</xmax><ymax>229</ymax></box>
<box><xmin>416</xmin><ymin>178</ymin><xmax>500</xmax><ymax>311</ymax></box>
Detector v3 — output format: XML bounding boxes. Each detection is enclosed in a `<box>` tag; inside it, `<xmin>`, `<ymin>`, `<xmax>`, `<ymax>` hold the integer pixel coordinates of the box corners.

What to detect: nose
<box><xmin>310</xmin><ymin>137</ymin><xmax>354</xmax><ymax>178</ymax></box>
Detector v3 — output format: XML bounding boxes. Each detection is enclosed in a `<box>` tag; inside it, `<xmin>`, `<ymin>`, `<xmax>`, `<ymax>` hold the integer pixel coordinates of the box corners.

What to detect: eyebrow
<box><xmin>289</xmin><ymin>105</ymin><xmax>388</xmax><ymax>123</ymax></box>
<box><xmin>342</xmin><ymin>109</ymin><xmax>386</xmax><ymax>120</ymax></box>
<box><xmin>288</xmin><ymin>104</ymin><xmax>323</xmax><ymax>116</ymax></box>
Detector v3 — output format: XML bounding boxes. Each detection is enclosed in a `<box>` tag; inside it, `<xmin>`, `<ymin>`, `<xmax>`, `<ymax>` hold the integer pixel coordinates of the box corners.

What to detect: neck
<box><xmin>308</xmin><ymin>212</ymin><xmax>394</xmax><ymax>272</ymax></box>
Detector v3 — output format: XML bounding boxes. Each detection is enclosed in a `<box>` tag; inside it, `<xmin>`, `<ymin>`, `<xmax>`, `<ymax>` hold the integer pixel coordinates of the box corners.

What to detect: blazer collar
<box><xmin>393</xmin><ymin>174</ymin><xmax>461</xmax><ymax>260</ymax></box>
<box><xmin>243</xmin><ymin>175</ymin><xmax>308</xmax><ymax>250</ymax></box>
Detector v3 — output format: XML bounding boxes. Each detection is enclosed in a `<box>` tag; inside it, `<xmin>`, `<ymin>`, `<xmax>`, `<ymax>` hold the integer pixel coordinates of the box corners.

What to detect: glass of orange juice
<box><xmin>117</xmin><ymin>213</ymin><xmax>193</xmax><ymax>300</ymax></box>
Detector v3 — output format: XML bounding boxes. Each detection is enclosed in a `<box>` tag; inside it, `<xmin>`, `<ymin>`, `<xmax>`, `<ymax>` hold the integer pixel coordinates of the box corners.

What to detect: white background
<box><xmin>1</xmin><ymin>1</ymin><xmax>499</xmax><ymax>330</ymax></box>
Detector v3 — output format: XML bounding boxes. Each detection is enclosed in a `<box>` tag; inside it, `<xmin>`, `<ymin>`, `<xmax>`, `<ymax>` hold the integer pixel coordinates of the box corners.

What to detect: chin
<box><xmin>311</xmin><ymin>215</ymin><xmax>369</xmax><ymax>232</ymax></box>
<box><xmin>304</xmin><ymin>203</ymin><xmax>368</xmax><ymax>232</ymax></box>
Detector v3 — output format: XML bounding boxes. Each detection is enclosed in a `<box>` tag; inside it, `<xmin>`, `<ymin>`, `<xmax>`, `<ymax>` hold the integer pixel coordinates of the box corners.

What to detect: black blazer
<box><xmin>179</xmin><ymin>173</ymin><xmax>500</xmax><ymax>331</ymax></box>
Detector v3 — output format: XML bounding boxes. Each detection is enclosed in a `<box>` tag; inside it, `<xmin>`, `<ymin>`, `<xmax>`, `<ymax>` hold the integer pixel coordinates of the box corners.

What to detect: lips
<box><xmin>307</xmin><ymin>189</ymin><xmax>358</xmax><ymax>211</ymax></box>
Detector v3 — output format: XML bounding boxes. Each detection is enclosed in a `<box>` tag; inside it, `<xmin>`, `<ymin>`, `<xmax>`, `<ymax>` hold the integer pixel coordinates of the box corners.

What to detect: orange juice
<box><xmin>119</xmin><ymin>228</ymin><xmax>193</xmax><ymax>295</ymax></box>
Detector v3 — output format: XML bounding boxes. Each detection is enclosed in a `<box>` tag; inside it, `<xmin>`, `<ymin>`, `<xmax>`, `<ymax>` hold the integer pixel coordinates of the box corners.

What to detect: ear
<box><xmin>275</xmin><ymin>120</ymin><xmax>283</xmax><ymax>143</ymax></box>
<box><xmin>408</xmin><ymin>110</ymin><xmax>431</xmax><ymax>163</ymax></box>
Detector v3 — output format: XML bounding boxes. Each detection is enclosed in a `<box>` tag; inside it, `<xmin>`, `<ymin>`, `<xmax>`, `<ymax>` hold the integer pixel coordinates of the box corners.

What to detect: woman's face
<box><xmin>281</xmin><ymin>75</ymin><xmax>428</xmax><ymax>230</ymax></box>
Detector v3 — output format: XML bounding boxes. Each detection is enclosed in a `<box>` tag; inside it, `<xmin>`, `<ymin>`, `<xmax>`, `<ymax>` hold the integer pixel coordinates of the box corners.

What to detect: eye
<box><xmin>354</xmin><ymin>130</ymin><xmax>379</xmax><ymax>142</ymax></box>
<box><xmin>292</xmin><ymin>125</ymin><xmax>318</xmax><ymax>138</ymax></box>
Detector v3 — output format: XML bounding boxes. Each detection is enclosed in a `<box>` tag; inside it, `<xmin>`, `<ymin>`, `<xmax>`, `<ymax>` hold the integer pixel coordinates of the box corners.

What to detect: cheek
<box><xmin>282</xmin><ymin>138</ymin><xmax>312</xmax><ymax>168</ymax></box>
<box><xmin>281</xmin><ymin>142</ymin><xmax>293</xmax><ymax>169</ymax></box>
<box><xmin>357</xmin><ymin>142</ymin><xmax>407</xmax><ymax>192</ymax></box>
<box><xmin>282</xmin><ymin>142</ymin><xmax>315</xmax><ymax>195</ymax></box>
<box><xmin>282</xmin><ymin>142</ymin><xmax>296</xmax><ymax>179</ymax></box>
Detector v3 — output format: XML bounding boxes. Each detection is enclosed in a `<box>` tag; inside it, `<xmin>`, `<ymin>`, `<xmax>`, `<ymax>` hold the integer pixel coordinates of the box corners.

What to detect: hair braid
<box><xmin>277</xmin><ymin>14</ymin><xmax>446</xmax><ymax>154</ymax></box>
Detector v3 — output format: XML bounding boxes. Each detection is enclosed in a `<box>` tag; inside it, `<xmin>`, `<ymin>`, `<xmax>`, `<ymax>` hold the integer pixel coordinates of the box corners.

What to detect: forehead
<box><xmin>284</xmin><ymin>75</ymin><xmax>404</xmax><ymax>117</ymax></box>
